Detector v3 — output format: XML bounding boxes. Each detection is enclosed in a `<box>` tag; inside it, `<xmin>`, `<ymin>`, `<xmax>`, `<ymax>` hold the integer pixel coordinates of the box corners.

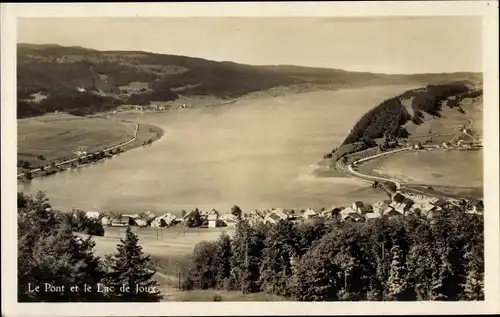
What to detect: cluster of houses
<box><xmin>117</xmin><ymin>104</ymin><xmax>168</xmax><ymax>112</ymax></box>
<box><xmin>116</xmin><ymin>103</ymin><xmax>190</xmax><ymax>113</ymax></box>
<box><xmin>243</xmin><ymin>191</ymin><xmax>483</xmax><ymax>226</ymax></box>
<box><xmin>84</xmin><ymin>208</ymin><xmax>239</xmax><ymax>229</ymax></box>
<box><xmin>83</xmin><ymin>191</ymin><xmax>483</xmax><ymax>231</ymax></box>
<box><xmin>440</xmin><ymin>139</ymin><xmax>482</xmax><ymax>150</ymax></box>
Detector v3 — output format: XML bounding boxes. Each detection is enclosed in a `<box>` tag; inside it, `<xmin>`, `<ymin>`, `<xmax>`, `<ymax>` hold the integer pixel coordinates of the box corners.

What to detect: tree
<box><xmin>183</xmin><ymin>241</ymin><xmax>217</xmax><ymax>290</ymax></box>
<box><xmin>183</xmin><ymin>233</ymin><xmax>232</xmax><ymax>291</ymax></box>
<box><xmin>213</xmin><ymin>233</ymin><xmax>233</xmax><ymax>289</ymax></box>
<box><xmin>17</xmin><ymin>192</ymin><xmax>105</xmax><ymax>302</ymax></box>
<box><xmin>231</xmin><ymin>205</ymin><xmax>243</xmax><ymax>220</ymax></box>
<box><xmin>385</xmin><ymin>245</ymin><xmax>411</xmax><ymax>300</ymax></box>
<box><xmin>186</xmin><ymin>208</ymin><xmax>203</xmax><ymax>227</ymax></box>
<box><xmin>228</xmin><ymin>220</ymin><xmax>267</xmax><ymax>293</ymax></box>
<box><xmin>103</xmin><ymin>226</ymin><xmax>162</xmax><ymax>301</ymax></box>
<box><xmin>63</xmin><ymin>209</ymin><xmax>105</xmax><ymax>236</ymax></box>
<box><xmin>259</xmin><ymin>221</ymin><xmax>297</xmax><ymax>296</ymax></box>
<box><xmin>462</xmin><ymin>248</ymin><xmax>484</xmax><ymax>300</ymax></box>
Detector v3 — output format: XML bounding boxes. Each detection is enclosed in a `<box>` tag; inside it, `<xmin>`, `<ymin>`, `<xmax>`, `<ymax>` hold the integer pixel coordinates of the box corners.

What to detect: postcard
<box><xmin>1</xmin><ymin>1</ymin><xmax>499</xmax><ymax>316</ymax></box>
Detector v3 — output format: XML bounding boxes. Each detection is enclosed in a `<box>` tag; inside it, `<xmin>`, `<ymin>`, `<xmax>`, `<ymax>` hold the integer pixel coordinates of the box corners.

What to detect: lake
<box><xmin>18</xmin><ymin>85</ymin><xmax>419</xmax><ymax>215</ymax></box>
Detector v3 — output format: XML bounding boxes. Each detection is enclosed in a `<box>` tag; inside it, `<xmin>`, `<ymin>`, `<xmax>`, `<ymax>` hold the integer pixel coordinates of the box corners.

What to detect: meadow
<box><xmin>77</xmin><ymin>225</ymin><xmax>284</xmax><ymax>301</ymax></box>
<box><xmin>17</xmin><ymin>113</ymin><xmax>135</xmax><ymax>168</ymax></box>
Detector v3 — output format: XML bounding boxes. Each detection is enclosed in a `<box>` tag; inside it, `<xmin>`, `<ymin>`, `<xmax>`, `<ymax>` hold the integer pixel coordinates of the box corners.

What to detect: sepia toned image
<box><xmin>2</xmin><ymin>2</ymin><xmax>498</xmax><ymax>314</ymax></box>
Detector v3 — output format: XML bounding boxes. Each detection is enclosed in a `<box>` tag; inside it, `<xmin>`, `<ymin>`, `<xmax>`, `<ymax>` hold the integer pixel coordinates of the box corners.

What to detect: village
<box><xmin>82</xmin><ymin>185</ymin><xmax>484</xmax><ymax>232</ymax></box>
<box><xmin>114</xmin><ymin>103</ymin><xmax>190</xmax><ymax>113</ymax></box>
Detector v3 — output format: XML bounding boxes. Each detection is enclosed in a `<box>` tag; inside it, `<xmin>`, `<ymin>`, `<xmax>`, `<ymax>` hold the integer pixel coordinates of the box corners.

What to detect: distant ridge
<box><xmin>17</xmin><ymin>43</ymin><xmax>482</xmax><ymax>118</ymax></box>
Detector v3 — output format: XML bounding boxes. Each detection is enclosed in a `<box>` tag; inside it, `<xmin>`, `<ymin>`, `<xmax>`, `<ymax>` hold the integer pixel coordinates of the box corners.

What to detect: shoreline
<box><xmin>17</xmin><ymin>120</ymin><xmax>165</xmax><ymax>182</ymax></box>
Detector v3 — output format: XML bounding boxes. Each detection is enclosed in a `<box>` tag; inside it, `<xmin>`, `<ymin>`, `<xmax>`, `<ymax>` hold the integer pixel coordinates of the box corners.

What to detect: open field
<box><xmin>80</xmin><ymin>225</ymin><xmax>246</xmax><ymax>301</ymax></box>
<box><xmin>18</xmin><ymin>113</ymin><xmax>135</xmax><ymax>167</ymax></box>
<box><xmin>161</xmin><ymin>289</ymin><xmax>290</xmax><ymax>302</ymax></box>
<box><xmin>17</xmin><ymin>112</ymin><xmax>164</xmax><ymax>178</ymax></box>
<box><xmin>83</xmin><ymin>226</ymin><xmax>234</xmax><ymax>259</ymax></box>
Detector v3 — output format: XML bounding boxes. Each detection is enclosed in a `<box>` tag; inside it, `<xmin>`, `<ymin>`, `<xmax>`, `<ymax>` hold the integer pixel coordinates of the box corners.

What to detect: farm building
<box><xmin>151</xmin><ymin>213</ymin><xmax>177</xmax><ymax>228</ymax></box>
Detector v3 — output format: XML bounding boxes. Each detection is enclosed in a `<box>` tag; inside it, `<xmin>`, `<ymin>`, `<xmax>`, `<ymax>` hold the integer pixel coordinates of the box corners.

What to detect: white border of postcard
<box><xmin>2</xmin><ymin>1</ymin><xmax>499</xmax><ymax>316</ymax></box>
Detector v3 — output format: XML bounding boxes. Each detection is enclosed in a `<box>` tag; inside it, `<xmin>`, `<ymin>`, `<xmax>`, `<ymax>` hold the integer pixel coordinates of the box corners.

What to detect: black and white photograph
<box><xmin>1</xmin><ymin>1</ymin><xmax>499</xmax><ymax>316</ymax></box>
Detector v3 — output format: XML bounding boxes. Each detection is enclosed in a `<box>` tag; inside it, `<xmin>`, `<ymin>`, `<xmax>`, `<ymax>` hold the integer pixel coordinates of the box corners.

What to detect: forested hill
<box><xmin>17</xmin><ymin>43</ymin><xmax>482</xmax><ymax>118</ymax></box>
<box><xmin>341</xmin><ymin>82</ymin><xmax>483</xmax><ymax>145</ymax></box>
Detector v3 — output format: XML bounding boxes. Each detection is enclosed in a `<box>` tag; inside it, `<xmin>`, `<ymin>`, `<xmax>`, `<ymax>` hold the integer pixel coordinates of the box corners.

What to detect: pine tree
<box><xmin>18</xmin><ymin>192</ymin><xmax>105</xmax><ymax>302</ymax></box>
<box><xmin>385</xmin><ymin>245</ymin><xmax>410</xmax><ymax>301</ymax></box>
<box><xmin>104</xmin><ymin>226</ymin><xmax>162</xmax><ymax>301</ymax></box>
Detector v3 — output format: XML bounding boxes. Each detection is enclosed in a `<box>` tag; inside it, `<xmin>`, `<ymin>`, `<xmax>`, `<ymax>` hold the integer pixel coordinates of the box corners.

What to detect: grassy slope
<box><xmin>17</xmin><ymin>113</ymin><xmax>135</xmax><ymax>166</ymax></box>
<box><xmin>80</xmin><ymin>225</ymin><xmax>258</xmax><ymax>301</ymax></box>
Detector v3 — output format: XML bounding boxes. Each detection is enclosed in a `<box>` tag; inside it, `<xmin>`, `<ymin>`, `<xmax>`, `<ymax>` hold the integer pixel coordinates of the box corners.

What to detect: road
<box><xmin>17</xmin><ymin>122</ymin><xmax>139</xmax><ymax>179</ymax></box>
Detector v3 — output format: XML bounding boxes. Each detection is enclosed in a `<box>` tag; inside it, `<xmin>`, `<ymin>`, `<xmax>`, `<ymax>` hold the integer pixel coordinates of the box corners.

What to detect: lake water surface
<box><xmin>19</xmin><ymin>85</ymin><xmax>420</xmax><ymax>215</ymax></box>
<box><xmin>372</xmin><ymin>149</ymin><xmax>483</xmax><ymax>187</ymax></box>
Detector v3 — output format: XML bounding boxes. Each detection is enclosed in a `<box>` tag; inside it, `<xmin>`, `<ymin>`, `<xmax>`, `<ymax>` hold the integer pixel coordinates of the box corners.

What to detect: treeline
<box><xmin>17</xmin><ymin>91</ymin><xmax>123</xmax><ymax>118</ymax></box>
<box><xmin>342</xmin><ymin>97</ymin><xmax>411</xmax><ymax>145</ymax></box>
<box><xmin>183</xmin><ymin>206</ymin><xmax>484</xmax><ymax>301</ymax></box>
<box><xmin>342</xmin><ymin>83</ymin><xmax>472</xmax><ymax>145</ymax></box>
<box><xmin>447</xmin><ymin>89</ymin><xmax>483</xmax><ymax>109</ymax></box>
<box><xmin>17</xmin><ymin>192</ymin><xmax>161</xmax><ymax>302</ymax></box>
<box><xmin>411</xmin><ymin>83</ymin><xmax>470</xmax><ymax>116</ymax></box>
<box><xmin>125</xmin><ymin>88</ymin><xmax>178</xmax><ymax>105</ymax></box>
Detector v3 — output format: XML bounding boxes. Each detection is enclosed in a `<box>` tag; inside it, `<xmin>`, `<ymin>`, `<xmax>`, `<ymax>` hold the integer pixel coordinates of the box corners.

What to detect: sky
<box><xmin>17</xmin><ymin>16</ymin><xmax>483</xmax><ymax>74</ymax></box>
